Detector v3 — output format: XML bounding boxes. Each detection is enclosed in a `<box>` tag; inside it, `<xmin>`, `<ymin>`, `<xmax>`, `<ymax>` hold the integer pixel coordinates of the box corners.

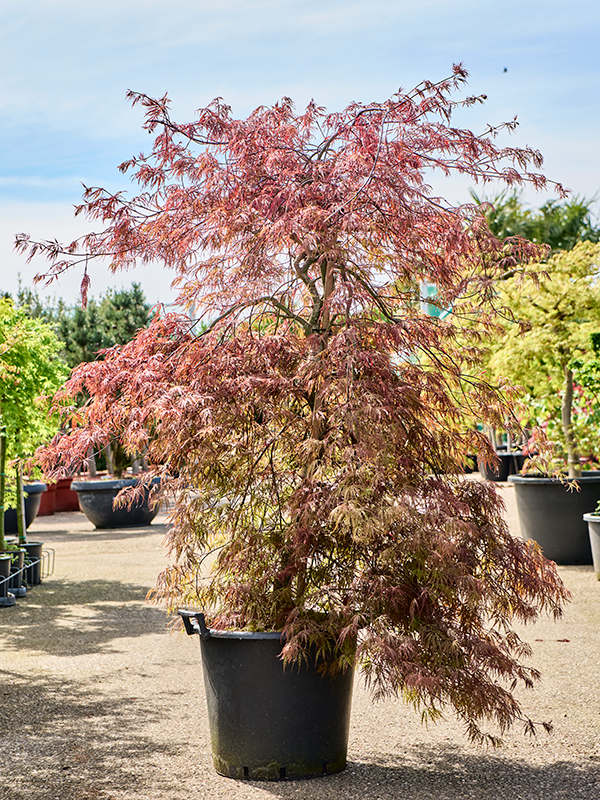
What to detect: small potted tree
<box><xmin>0</xmin><ymin>298</ymin><xmax>66</xmax><ymax>590</ymax></box>
<box><xmin>28</xmin><ymin>67</ymin><xmax>570</xmax><ymax>779</ymax></box>
<box><xmin>472</xmin><ymin>192</ymin><xmax>600</xmax><ymax>483</ymax></box>
<box><xmin>21</xmin><ymin>284</ymin><xmax>158</xmax><ymax>528</ymax></box>
<box><xmin>71</xmin><ymin>432</ymin><xmax>160</xmax><ymax>529</ymax></box>
<box><xmin>485</xmin><ymin>240</ymin><xmax>600</xmax><ymax>563</ymax></box>
<box><xmin>568</xmin><ymin>341</ymin><xmax>600</xmax><ymax>579</ymax></box>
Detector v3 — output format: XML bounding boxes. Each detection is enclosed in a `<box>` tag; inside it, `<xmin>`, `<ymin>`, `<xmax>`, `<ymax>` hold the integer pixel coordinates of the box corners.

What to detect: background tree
<box><xmin>5</xmin><ymin>282</ymin><xmax>152</xmax><ymax>476</ymax></box>
<box><xmin>487</xmin><ymin>242</ymin><xmax>600</xmax><ymax>476</ymax></box>
<box><xmin>471</xmin><ymin>190</ymin><xmax>600</xmax><ymax>253</ymax></box>
<box><xmin>13</xmin><ymin>282</ymin><xmax>152</xmax><ymax>369</ymax></box>
<box><xmin>0</xmin><ymin>298</ymin><xmax>67</xmax><ymax>547</ymax></box>
<box><xmin>27</xmin><ymin>67</ymin><xmax>569</xmax><ymax>742</ymax></box>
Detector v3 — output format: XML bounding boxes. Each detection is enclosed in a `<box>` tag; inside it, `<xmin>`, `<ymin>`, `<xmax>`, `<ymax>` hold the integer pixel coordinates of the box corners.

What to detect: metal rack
<box><xmin>0</xmin><ymin>547</ymin><xmax>56</xmax><ymax>607</ymax></box>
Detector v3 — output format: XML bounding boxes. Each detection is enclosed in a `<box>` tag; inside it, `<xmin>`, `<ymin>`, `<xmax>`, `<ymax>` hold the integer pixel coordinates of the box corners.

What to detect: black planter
<box><xmin>3</xmin><ymin>483</ymin><xmax>47</xmax><ymax>534</ymax></box>
<box><xmin>0</xmin><ymin>554</ymin><xmax>16</xmax><ymax>607</ymax></box>
<box><xmin>180</xmin><ymin>611</ymin><xmax>355</xmax><ymax>781</ymax></box>
<box><xmin>1</xmin><ymin>548</ymin><xmax>27</xmax><ymax>597</ymax></box>
<box><xmin>508</xmin><ymin>473</ymin><xmax>600</xmax><ymax>564</ymax></box>
<box><xmin>22</xmin><ymin>542</ymin><xmax>44</xmax><ymax>586</ymax></box>
<box><xmin>71</xmin><ymin>478</ymin><xmax>160</xmax><ymax>529</ymax></box>
<box><xmin>478</xmin><ymin>452</ymin><xmax>525</xmax><ymax>482</ymax></box>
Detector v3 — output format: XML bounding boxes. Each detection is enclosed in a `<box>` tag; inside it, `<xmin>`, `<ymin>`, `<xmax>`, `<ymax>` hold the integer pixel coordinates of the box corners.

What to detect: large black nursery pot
<box><xmin>508</xmin><ymin>472</ymin><xmax>600</xmax><ymax>564</ymax></box>
<box><xmin>3</xmin><ymin>482</ymin><xmax>46</xmax><ymax>534</ymax></box>
<box><xmin>179</xmin><ymin>610</ymin><xmax>355</xmax><ymax>781</ymax></box>
<box><xmin>71</xmin><ymin>477</ymin><xmax>160</xmax><ymax>529</ymax></box>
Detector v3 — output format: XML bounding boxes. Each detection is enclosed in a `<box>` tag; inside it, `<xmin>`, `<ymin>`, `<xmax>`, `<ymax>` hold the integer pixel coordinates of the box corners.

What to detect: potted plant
<box><xmin>33</xmin><ymin>284</ymin><xmax>157</xmax><ymax>528</ymax></box>
<box><xmin>583</xmin><ymin>507</ymin><xmax>600</xmax><ymax>580</ymax></box>
<box><xmin>484</xmin><ymin>240</ymin><xmax>600</xmax><ymax>563</ymax></box>
<box><xmin>3</xmin><ymin>481</ymin><xmax>47</xmax><ymax>533</ymax></box>
<box><xmin>71</xmin><ymin>472</ymin><xmax>160</xmax><ymax>529</ymax></box>
<box><xmin>0</xmin><ymin>299</ymin><xmax>66</xmax><ymax>582</ymax></box>
<box><xmin>29</xmin><ymin>68</ymin><xmax>570</xmax><ymax>778</ymax></box>
<box><xmin>0</xmin><ymin>552</ymin><xmax>16</xmax><ymax>607</ymax></box>
<box><xmin>571</xmin><ymin>341</ymin><xmax>600</xmax><ymax>578</ymax></box>
<box><xmin>476</xmin><ymin>427</ymin><xmax>526</xmax><ymax>481</ymax></box>
<box><xmin>67</xmin><ymin>423</ymin><xmax>159</xmax><ymax>529</ymax></box>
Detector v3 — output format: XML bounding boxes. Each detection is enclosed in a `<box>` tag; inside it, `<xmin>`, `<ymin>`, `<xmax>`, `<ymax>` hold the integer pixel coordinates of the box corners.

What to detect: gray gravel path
<box><xmin>1</xmin><ymin>481</ymin><xmax>599</xmax><ymax>799</ymax></box>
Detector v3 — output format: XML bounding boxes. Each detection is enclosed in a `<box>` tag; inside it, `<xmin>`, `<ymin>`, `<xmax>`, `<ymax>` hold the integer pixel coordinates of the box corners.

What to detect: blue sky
<box><xmin>2</xmin><ymin>0</ymin><xmax>599</xmax><ymax>304</ymax></box>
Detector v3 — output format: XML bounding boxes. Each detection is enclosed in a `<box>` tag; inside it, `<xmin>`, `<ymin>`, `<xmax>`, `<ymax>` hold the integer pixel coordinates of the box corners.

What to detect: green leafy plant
<box><xmin>487</xmin><ymin>241</ymin><xmax>600</xmax><ymax>477</ymax></box>
<box><xmin>471</xmin><ymin>190</ymin><xmax>600</xmax><ymax>253</ymax></box>
<box><xmin>14</xmin><ymin>281</ymin><xmax>152</xmax><ymax>370</ymax></box>
<box><xmin>10</xmin><ymin>282</ymin><xmax>153</xmax><ymax>477</ymax></box>
<box><xmin>0</xmin><ymin>298</ymin><xmax>67</xmax><ymax>548</ymax></box>
<box><xmin>28</xmin><ymin>67</ymin><xmax>570</xmax><ymax>743</ymax></box>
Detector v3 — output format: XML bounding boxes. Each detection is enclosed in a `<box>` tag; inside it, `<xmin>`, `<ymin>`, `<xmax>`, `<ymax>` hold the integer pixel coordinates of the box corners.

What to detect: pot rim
<box><xmin>205</xmin><ymin>629</ymin><xmax>283</xmax><ymax>640</ymax></box>
<box><xmin>72</xmin><ymin>477</ymin><xmax>160</xmax><ymax>491</ymax></box>
<box><xmin>508</xmin><ymin>472</ymin><xmax>600</xmax><ymax>485</ymax></box>
<box><xmin>23</xmin><ymin>482</ymin><xmax>47</xmax><ymax>494</ymax></box>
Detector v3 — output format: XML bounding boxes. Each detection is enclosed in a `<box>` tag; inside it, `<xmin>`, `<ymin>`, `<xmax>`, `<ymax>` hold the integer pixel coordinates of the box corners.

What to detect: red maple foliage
<box><xmin>25</xmin><ymin>66</ymin><xmax>570</xmax><ymax>743</ymax></box>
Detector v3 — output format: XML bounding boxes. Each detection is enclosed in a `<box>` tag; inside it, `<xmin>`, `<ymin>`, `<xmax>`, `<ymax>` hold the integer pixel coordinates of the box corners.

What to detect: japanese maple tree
<box><xmin>23</xmin><ymin>66</ymin><xmax>570</xmax><ymax>742</ymax></box>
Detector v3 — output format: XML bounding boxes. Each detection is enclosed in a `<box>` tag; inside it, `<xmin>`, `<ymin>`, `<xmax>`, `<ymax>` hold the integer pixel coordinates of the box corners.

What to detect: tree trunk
<box><xmin>106</xmin><ymin>443</ymin><xmax>114</xmax><ymax>476</ymax></box>
<box><xmin>15</xmin><ymin>430</ymin><xmax>27</xmax><ymax>545</ymax></box>
<box><xmin>86</xmin><ymin>447</ymin><xmax>97</xmax><ymax>477</ymax></box>
<box><xmin>16</xmin><ymin>462</ymin><xmax>26</xmax><ymax>546</ymax></box>
<box><xmin>562</xmin><ymin>364</ymin><xmax>581</xmax><ymax>478</ymax></box>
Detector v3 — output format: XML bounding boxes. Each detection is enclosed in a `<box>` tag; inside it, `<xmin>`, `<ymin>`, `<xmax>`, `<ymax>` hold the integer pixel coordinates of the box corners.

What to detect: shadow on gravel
<box><xmin>2</xmin><ymin>668</ymin><xmax>598</xmax><ymax>800</ymax></box>
<box><xmin>0</xmin><ymin>672</ymin><xmax>185</xmax><ymax>800</ymax></box>
<box><xmin>0</xmin><ymin>579</ymin><xmax>168</xmax><ymax>656</ymax></box>
<box><xmin>256</xmin><ymin>746</ymin><xmax>600</xmax><ymax>800</ymax></box>
<box><xmin>30</xmin><ymin>521</ymin><xmax>170</xmax><ymax>545</ymax></box>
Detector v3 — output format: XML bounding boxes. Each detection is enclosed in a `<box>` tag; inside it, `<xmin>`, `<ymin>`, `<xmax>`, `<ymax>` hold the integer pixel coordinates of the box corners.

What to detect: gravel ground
<box><xmin>1</xmin><ymin>481</ymin><xmax>599</xmax><ymax>800</ymax></box>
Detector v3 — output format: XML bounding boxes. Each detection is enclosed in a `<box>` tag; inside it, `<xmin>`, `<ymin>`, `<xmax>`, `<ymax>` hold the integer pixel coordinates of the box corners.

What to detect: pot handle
<box><xmin>178</xmin><ymin>609</ymin><xmax>210</xmax><ymax>639</ymax></box>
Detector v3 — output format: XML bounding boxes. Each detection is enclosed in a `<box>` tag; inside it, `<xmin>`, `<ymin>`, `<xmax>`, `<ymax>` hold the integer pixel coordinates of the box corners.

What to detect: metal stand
<box><xmin>0</xmin><ymin>547</ymin><xmax>56</xmax><ymax>607</ymax></box>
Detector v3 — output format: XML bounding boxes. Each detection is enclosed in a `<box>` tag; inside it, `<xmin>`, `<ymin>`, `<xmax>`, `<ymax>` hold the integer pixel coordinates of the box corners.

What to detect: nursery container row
<box><xmin>0</xmin><ymin>542</ymin><xmax>54</xmax><ymax>607</ymax></box>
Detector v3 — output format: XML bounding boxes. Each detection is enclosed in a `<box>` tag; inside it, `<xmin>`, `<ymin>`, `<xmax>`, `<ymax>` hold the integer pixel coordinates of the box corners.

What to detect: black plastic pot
<box><xmin>179</xmin><ymin>611</ymin><xmax>355</xmax><ymax>781</ymax></box>
<box><xmin>0</xmin><ymin>554</ymin><xmax>16</xmax><ymax>607</ymax></box>
<box><xmin>3</xmin><ymin>483</ymin><xmax>47</xmax><ymax>534</ymax></box>
<box><xmin>71</xmin><ymin>478</ymin><xmax>160</xmax><ymax>529</ymax></box>
<box><xmin>1</xmin><ymin>548</ymin><xmax>27</xmax><ymax>597</ymax></box>
<box><xmin>22</xmin><ymin>541</ymin><xmax>44</xmax><ymax>586</ymax></box>
<box><xmin>478</xmin><ymin>452</ymin><xmax>525</xmax><ymax>482</ymax></box>
<box><xmin>508</xmin><ymin>473</ymin><xmax>600</xmax><ymax>564</ymax></box>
